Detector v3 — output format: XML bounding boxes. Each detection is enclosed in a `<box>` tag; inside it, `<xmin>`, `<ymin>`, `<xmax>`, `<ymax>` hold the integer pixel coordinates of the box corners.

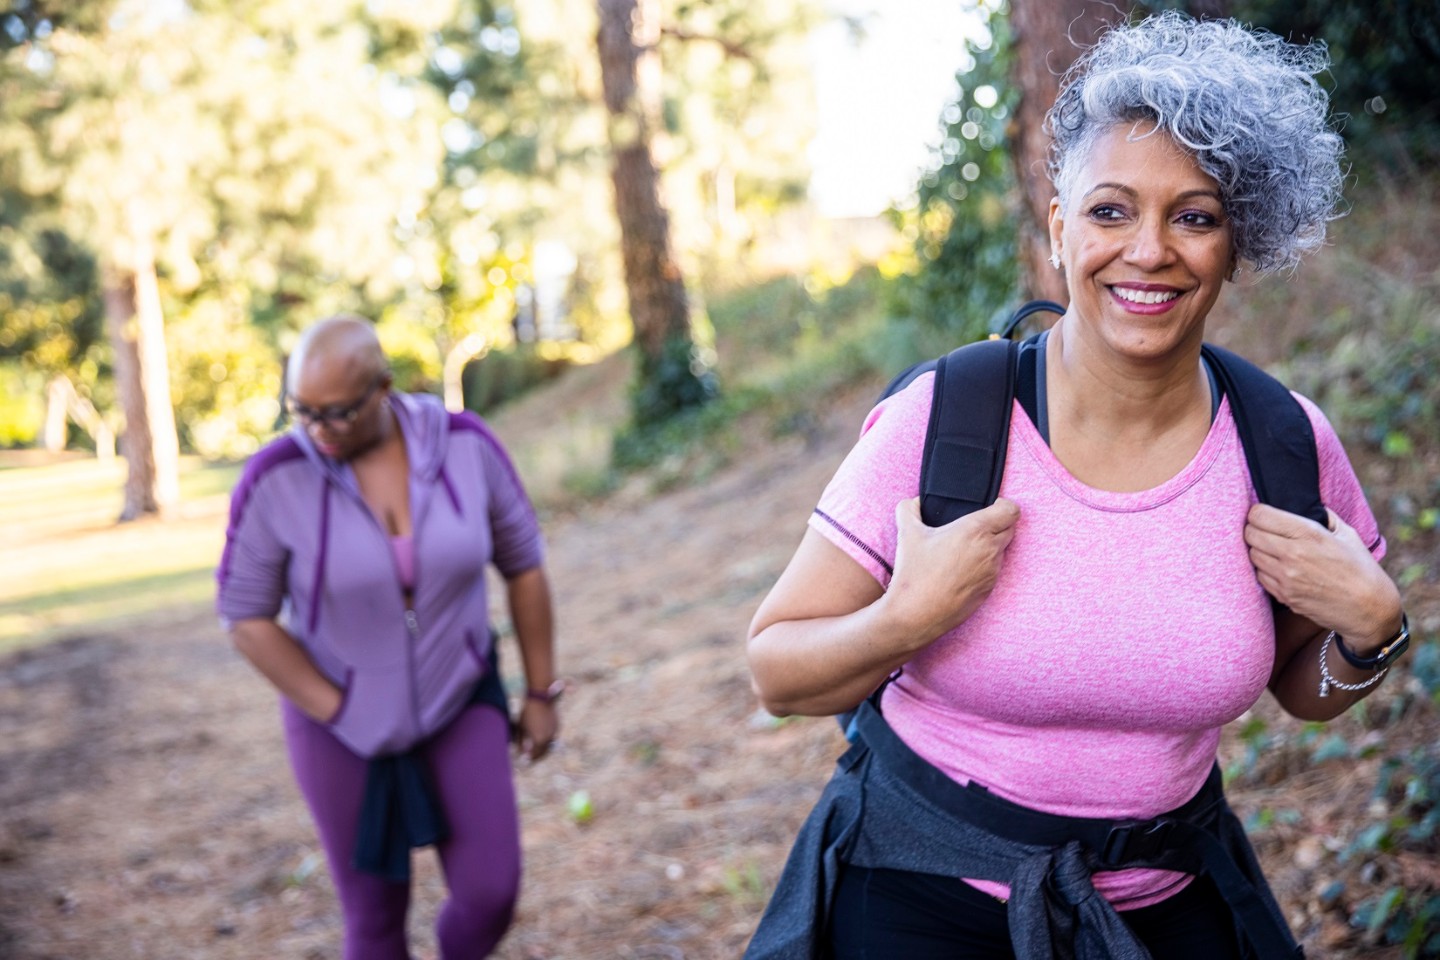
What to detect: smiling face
<box><xmin>1049</xmin><ymin>123</ymin><xmax>1235</xmax><ymax>365</ymax></box>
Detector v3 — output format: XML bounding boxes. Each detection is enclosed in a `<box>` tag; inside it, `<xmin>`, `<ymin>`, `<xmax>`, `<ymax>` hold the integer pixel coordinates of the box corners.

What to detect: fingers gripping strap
<box><xmin>1201</xmin><ymin>345</ymin><xmax>1326</xmax><ymax>526</ymax></box>
<box><xmin>919</xmin><ymin>338</ymin><xmax>1018</xmax><ymax>527</ymax></box>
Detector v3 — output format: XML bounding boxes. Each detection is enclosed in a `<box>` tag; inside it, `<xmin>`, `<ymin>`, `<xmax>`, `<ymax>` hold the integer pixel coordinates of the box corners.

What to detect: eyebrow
<box><xmin>1083</xmin><ymin>182</ymin><xmax>1224</xmax><ymax>204</ymax></box>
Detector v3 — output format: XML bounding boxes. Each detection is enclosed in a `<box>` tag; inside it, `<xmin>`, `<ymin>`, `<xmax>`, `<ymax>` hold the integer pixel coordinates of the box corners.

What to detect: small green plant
<box><xmin>720</xmin><ymin>860</ymin><xmax>768</xmax><ymax>906</ymax></box>
<box><xmin>567</xmin><ymin>789</ymin><xmax>595</xmax><ymax>825</ymax></box>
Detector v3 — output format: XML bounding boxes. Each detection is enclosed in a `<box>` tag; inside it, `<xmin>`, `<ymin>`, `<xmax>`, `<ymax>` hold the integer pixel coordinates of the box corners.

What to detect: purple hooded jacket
<box><xmin>216</xmin><ymin>392</ymin><xmax>544</xmax><ymax>758</ymax></box>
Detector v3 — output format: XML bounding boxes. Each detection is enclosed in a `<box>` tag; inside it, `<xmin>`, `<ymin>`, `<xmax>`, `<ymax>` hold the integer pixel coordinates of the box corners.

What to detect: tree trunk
<box><xmin>596</xmin><ymin>0</ymin><xmax>715</xmax><ymax>425</ymax></box>
<box><xmin>103</xmin><ymin>235</ymin><xmax>179</xmax><ymax>520</ymax></box>
<box><xmin>1007</xmin><ymin>0</ymin><xmax>1123</xmax><ymax>304</ymax></box>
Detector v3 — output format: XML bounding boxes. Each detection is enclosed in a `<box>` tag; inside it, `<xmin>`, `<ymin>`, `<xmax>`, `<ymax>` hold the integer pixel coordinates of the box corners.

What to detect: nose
<box><xmin>1123</xmin><ymin>218</ymin><xmax>1174</xmax><ymax>271</ymax></box>
<box><xmin>307</xmin><ymin>419</ymin><xmax>336</xmax><ymax>443</ymax></box>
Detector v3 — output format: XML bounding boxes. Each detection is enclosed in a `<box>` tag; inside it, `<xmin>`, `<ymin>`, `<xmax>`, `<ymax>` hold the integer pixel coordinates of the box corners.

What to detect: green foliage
<box><xmin>0</xmin><ymin>362</ymin><xmax>44</xmax><ymax>445</ymax></box>
<box><xmin>888</xmin><ymin>13</ymin><xmax>1019</xmax><ymax>341</ymax></box>
<box><xmin>461</xmin><ymin>345</ymin><xmax>567</xmax><ymax>413</ymax></box>
<box><xmin>625</xmin><ymin>330</ymin><xmax>721</xmax><ymax>431</ymax></box>
<box><xmin>1141</xmin><ymin>0</ymin><xmax>1440</xmax><ymax>167</ymax></box>
<box><xmin>1237</xmin><ymin>0</ymin><xmax>1440</xmax><ymax>166</ymax></box>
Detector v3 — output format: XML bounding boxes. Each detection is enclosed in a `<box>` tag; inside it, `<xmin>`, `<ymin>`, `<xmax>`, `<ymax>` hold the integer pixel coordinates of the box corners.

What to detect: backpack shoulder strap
<box><xmin>1201</xmin><ymin>343</ymin><xmax>1327</xmax><ymax>526</ymax></box>
<box><xmin>919</xmin><ymin>337</ymin><xmax>1019</xmax><ymax>527</ymax></box>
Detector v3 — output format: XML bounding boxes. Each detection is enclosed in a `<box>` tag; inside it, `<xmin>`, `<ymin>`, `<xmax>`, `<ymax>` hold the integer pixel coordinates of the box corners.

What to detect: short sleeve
<box><xmin>1295</xmin><ymin>392</ymin><xmax>1386</xmax><ymax>561</ymax></box>
<box><xmin>807</xmin><ymin>375</ymin><xmax>934</xmax><ymax>587</ymax></box>
<box><xmin>474</xmin><ymin>424</ymin><xmax>545</xmax><ymax>578</ymax></box>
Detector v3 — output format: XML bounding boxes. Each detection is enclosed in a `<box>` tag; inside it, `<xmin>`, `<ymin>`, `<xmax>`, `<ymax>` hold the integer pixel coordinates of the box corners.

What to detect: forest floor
<box><xmin>0</xmin><ymin>352</ymin><xmax>1436</xmax><ymax>959</ymax></box>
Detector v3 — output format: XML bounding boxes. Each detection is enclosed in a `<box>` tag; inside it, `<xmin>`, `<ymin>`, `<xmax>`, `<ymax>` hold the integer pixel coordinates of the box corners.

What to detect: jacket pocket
<box><xmin>325</xmin><ymin>668</ymin><xmax>412</xmax><ymax>758</ymax></box>
<box><xmin>324</xmin><ymin>668</ymin><xmax>356</xmax><ymax>728</ymax></box>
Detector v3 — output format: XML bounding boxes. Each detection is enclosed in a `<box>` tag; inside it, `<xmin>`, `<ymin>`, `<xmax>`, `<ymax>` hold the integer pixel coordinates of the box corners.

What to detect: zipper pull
<box><xmin>404</xmin><ymin>609</ymin><xmax>420</xmax><ymax>639</ymax></box>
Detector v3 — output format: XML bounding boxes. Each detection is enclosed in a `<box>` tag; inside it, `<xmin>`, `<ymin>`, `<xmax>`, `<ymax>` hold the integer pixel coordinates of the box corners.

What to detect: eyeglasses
<box><xmin>285</xmin><ymin>380</ymin><xmax>382</xmax><ymax>431</ymax></box>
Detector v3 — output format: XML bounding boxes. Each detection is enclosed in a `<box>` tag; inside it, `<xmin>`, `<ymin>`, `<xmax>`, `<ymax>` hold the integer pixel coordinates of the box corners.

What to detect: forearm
<box><xmin>746</xmin><ymin>594</ymin><xmax>931</xmax><ymax>717</ymax></box>
<box><xmin>230</xmin><ymin>618</ymin><xmax>342</xmax><ymax>723</ymax></box>
<box><xmin>1270</xmin><ymin>600</ymin><xmax>1405</xmax><ymax>722</ymax></box>
<box><xmin>506</xmin><ymin>566</ymin><xmax>556</xmax><ymax>693</ymax></box>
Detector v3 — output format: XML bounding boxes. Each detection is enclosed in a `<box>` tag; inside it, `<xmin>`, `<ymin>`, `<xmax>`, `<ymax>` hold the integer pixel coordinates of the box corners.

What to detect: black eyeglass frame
<box><xmin>285</xmin><ymin>379</ymin><xmax>384</xmax><ymax>431</ymax></box>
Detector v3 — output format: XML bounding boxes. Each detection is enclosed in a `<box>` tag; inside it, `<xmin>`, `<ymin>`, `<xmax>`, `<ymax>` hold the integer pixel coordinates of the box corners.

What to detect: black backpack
<box><xmin>836</xmin><ymin>301</ymin><xmax>1326</xmax><ymax>736</ymax></box>
<box><xmin>887</xmin><ymin>300</ymin><xmax>1326</xmax><ymax>529</ymax></box>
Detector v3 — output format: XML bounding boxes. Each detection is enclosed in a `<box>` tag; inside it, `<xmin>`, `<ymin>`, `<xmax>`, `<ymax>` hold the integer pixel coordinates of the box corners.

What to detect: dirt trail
<box><xmin>0</xmin><ymin>380</ymin><xmax>872</xmax><ymax>960</ymax></box>
<box><xmin>0</xmin><ymin>367</ymin><xmax>1424</xmax><ymax>958</ymax></box>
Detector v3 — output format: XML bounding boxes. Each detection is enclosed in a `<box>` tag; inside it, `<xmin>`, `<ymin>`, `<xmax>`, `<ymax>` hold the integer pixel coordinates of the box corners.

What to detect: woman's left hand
<box><xmin>515</xmin><ymin>699</ymin><xmax>559</xmax><ymax>763</ymax></box>
<box><xmin>1245</xmin><ymin>503</ymin><xmax>1401</xmax><ymax>649</ymax></box>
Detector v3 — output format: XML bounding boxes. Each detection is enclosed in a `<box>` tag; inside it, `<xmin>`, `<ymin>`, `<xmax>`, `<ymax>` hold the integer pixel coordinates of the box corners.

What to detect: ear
<box><xmin>1047</xmin><ymin>196</ymin><xmax>1065</xmax><ymax>264</ymax></box>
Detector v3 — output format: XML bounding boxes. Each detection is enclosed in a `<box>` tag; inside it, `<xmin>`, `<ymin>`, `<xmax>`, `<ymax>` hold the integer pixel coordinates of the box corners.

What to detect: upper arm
<box><xmin>216</xmin><ymin>473</ymin><xmax>290</xmax><ymax>625</ymax></box>
<box><xmin>1268</xmin><ymin>604</ymin><xmax>1325</xmax><ymax>694</ymax></box>
<box><xmin>469</xmin><ymin>423</ymin><xmax>543</xmax><ymax>577</ymax></box>
<box><xmin>748</xmin><ymin>528</ymin><xmax>885</xmax><ymax>642</ymax></box>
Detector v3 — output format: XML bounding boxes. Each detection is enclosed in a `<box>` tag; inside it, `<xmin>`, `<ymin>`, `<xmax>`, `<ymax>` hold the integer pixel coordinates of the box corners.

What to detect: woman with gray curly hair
<box><xmin>744</xmin><ymin>12</ymin><xmax>1405</xmax><ymax>960</ymax></box>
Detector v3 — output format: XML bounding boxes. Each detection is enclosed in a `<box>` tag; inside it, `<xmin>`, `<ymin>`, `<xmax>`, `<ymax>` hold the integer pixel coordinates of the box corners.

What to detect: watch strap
<box><xmin>1334</xmin><ymin>613</ymin><xmax>1410</xmax><ymax>670</ymax></box>
<box><xmin>526</xmin><ymin>680</ymin><xmax>564</xmax><ymax>704</ymax></box>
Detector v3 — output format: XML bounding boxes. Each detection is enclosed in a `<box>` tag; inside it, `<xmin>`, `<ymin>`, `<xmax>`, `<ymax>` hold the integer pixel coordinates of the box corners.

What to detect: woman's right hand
<box><xmin>746</xmin><ymin>496</ymin><xmax>1020</xmax><ymax>717</ymax></box>
<box><xmin>879</xmin><ymin>496</ymin><xmax>1021</xmax><ymax>645</ymax></box>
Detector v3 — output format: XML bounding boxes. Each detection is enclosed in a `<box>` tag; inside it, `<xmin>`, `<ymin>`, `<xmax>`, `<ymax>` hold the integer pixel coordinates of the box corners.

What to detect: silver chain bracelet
<box><xmin>1318</xmin><ymin>631</ymin><xmax>1388</xmax><ymax>698</ymax></box>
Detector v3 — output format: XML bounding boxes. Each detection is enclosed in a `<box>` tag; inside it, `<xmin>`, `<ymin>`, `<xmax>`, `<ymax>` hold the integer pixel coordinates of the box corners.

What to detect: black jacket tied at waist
<box><xmin>743</xmin><ymin>698</ymin><xmax>1303</xmax><ymax>960</ymax></box>
<box><xmin>352</xmin><ymin>641</ymin><xmax>509</xmax><ymax>883</ymax></box>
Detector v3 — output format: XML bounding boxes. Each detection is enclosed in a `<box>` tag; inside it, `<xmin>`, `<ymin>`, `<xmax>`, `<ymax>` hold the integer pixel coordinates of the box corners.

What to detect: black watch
<box><xmin>1334</xmin><ymin>613</ymin><xmax>1410</xmax><ymax>670</ymax></box>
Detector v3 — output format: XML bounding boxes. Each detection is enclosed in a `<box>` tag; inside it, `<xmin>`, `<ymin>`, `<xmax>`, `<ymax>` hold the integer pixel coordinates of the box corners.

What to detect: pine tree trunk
<box><xmin>596</xmin><ymin>0</ymin><xmax>714</xmax><ymax>425</ymax></box>
<box><xmin>1007</xmin><ymin>0</ymin><xmax>1122</xmax><ymax>304</ymax></box>
<box><xmin>132</xmin><ymin>234</ymin><xmax>180</xmax><ymax>509</ymax></box>
<box><xmin>103</xmin><ymin>236</ymin><xmax>179</xmax><ymax>520</ymax></box>
<box><xmin>105</xmin><ymin>267</ymin><xmax>157</xmax><ymax>520</ymax></box>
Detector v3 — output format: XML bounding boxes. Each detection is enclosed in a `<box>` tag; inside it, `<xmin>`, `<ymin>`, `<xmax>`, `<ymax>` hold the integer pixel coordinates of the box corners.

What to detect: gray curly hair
<box><xmin>1047</xmin><ymin>12</ymin><xmax>1346</xmax><ymax>275</ymax></box>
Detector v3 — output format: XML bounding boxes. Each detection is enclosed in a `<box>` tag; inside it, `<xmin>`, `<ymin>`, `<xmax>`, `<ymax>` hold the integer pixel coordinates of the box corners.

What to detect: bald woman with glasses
<box><xmin>218</xmin><ymin>315</ymin><xmax>559</xmax><ymax>959</ymax></box>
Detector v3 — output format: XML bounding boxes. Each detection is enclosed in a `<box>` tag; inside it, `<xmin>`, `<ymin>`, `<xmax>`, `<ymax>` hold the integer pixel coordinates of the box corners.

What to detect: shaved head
<box><xmin>288</xmin><ymin>314</ymin><xmax>389</xmax><ymax>391</ymax></box>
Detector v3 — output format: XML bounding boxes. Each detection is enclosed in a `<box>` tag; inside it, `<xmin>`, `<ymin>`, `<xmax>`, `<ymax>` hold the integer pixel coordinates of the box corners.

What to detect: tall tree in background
<box><xmin>23</xmin><ymin>8</ymin><xmax>195</xmax><ymax>518</ymax></box>
<box><xmin>596</xmin><ymin>0</ymin><xmax>715</xmax><ymax>426</ymax></box>
<box><xmin>1006</xmin><ymin>0</ymin><xmax>1121</xmax><ymax>304</ymax></box>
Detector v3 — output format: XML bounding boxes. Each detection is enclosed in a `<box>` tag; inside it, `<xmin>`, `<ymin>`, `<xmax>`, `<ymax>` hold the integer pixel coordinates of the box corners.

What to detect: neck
<box><xmin>1046</xmin><ymin>316</ymin><xmax>1210</xmax><ymax>440</ymax></box>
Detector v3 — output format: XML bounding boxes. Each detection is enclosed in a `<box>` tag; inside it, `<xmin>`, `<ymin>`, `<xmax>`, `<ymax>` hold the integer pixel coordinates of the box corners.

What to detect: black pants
<box><xmin>830</xmin><ymin>865</ymin><xmax>1243</xmax><ymax>959</ymax></box>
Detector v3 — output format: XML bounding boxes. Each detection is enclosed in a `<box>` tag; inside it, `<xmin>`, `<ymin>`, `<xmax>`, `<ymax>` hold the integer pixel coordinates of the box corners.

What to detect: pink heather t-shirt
<box><xmin>810</xmin><ymin>372</ymin><xmax>1384</xmax><ymax>909</ymax></box>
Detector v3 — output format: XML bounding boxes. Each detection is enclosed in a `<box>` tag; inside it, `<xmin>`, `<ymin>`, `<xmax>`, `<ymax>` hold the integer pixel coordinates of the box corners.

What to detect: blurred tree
<box><xmin>0</xmin><ymin>1</ymin><xmax>447</xmax><ymax>491</ymax></box>
<box><xmin>890</xmin><ymin>6</ymin><xmax>1021</xmax><ymax>341</ymax></box>
<box><xmin>1007</xmin><ymin>0</ymin><xmax>1121</xmax><ymax>304</ymax></box>
<box><xmin>0</xmin><ymin>1</ymin><xmax>189</xmax><ymax>517</ymax></box>
<box><xmin>596</xmin><ymin>0</ymin><xmax>716</xmax><ymax>426</ymax></box>
<box><xmin>587</xmin><ymin>0</ymin><xmax>813</xmax><ymax>425</ymax></box>
<box><xmin>0</xmin><ymin>0</ymin><xmax>819</xmax><ymax>463</ymax></box>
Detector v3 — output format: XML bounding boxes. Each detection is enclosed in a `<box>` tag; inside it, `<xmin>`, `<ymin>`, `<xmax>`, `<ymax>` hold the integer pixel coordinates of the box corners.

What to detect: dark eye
<box><xmin>1087</xmin><ymin>204</ymin><xmax>1126</xmax><ymax>222</ymax></box>
<box><xmin>1177</xmin><ymin>210</ymin><xmax>1221</xmax><ymax>228</ymax></box>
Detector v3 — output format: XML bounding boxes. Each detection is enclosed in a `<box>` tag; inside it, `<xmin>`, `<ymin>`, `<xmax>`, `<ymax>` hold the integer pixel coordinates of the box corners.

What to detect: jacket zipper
<box><xmin>404</xmin><ymin>606</ymin><xmax>423</xmax><ymax>740</ymax></box>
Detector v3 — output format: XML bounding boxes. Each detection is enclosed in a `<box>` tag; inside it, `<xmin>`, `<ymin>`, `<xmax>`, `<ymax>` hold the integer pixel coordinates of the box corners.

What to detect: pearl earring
<box><xmin>1049</xmin><ymin>253</ymin><xmax>1061</xmax><ymax>270</ymax></box>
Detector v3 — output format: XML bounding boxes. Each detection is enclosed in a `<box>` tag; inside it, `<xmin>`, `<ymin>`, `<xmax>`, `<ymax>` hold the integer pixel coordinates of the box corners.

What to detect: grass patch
<box><xmin>0</xmin><ymin>457</ymin><xmax>239</xmax><ymax>654</ymax></box>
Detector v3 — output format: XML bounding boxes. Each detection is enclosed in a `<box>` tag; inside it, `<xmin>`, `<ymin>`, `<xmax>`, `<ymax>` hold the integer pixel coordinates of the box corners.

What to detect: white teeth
<box><xmin>1112</xmin><ymin>287</ymin><xmax>1180</xmax><ymax>305</ymax></box>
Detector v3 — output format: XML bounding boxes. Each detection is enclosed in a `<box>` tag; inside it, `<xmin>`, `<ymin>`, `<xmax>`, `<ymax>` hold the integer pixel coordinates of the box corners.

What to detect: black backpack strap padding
<box><xmin>1201</xmin><ymin>344</ymin><xmax>1327</xmax><ymax>527</ymax></box>
<box><xmin>919</xmin><ymin>338</ymin><xmax>1019</xmax><ymax>527</ymax></box>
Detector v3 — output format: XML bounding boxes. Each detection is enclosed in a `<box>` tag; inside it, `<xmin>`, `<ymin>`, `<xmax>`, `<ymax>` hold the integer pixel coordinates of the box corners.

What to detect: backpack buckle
<box><xmin>1100</xmin><ymin>818</ymin><xmax>1175</xmax><ymax>867</ymax></box>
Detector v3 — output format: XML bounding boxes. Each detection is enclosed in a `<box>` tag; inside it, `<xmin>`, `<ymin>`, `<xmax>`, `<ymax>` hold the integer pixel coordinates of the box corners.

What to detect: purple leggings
<box><xmin>282</xmin><ymin>701</ymin><xmax>520</xmax><ymax>960</ymax></box>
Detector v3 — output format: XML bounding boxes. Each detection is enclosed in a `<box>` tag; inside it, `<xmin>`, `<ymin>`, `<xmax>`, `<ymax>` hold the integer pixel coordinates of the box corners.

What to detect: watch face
<box><xmin>1379</xmin><ymin>633</ymin><xmax>1410</xmax><ymax>668</ymax></box>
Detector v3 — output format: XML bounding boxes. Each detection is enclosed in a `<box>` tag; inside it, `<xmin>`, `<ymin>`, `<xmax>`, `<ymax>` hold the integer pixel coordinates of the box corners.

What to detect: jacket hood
<box><xmin>289</xmin><ymin>390</ymin><xmax>451</xmax><ymax>486</ymax></box>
